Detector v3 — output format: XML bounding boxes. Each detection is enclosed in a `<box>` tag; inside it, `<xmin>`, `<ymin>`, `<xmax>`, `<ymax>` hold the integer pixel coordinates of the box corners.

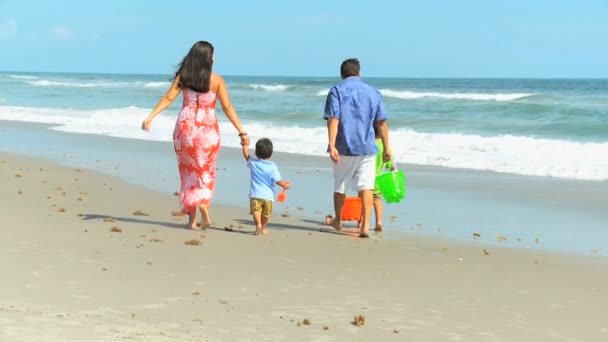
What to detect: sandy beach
<box><xmin>2</xmin><ymin>150</ymin><xmax>608</xmax><ymax>341</ymax></box>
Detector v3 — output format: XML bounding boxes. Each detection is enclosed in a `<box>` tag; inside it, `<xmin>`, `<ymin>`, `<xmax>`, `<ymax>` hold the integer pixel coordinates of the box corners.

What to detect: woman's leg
<box><xmin>199</xmin><ymin>204</ymin><xmax>211</xmax><ymax>228</ymax></box>
<box><xmin>187</xmin><ymin>211</ymin><xmax>197</xmax><ymax>229</ymax></box>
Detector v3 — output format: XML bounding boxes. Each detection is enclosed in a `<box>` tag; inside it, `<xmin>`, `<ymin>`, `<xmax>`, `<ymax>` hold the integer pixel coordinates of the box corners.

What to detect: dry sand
<box><xmin>1</xmin><ymin>152</ymin><xmax>607</xmax><ymax>341</ymax></box>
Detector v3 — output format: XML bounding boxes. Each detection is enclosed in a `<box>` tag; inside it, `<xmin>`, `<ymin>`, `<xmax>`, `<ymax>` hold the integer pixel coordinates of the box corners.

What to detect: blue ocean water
<box><xmin>1</xmin><ymin>72</ymin><xmax>607</xmax><ymax>180</ymax></box>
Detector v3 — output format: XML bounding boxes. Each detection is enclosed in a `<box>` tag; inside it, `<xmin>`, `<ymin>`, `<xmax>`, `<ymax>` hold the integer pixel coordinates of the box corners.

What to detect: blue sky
<box><xmin>0</xmin><ymin>0</ymin><xmax>607</xmax><ymax>77</ymax></box>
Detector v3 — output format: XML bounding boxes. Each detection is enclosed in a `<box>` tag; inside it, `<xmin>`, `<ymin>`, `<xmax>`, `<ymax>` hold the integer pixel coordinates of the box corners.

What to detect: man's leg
<box><xmin>354</xmin><ymin>155</ymin><xmax>376</xmax><ymax>237</ymax></box>
<box><xmin>326</xmin><ymin>192</ymin><xmax>345</xmax><ymax>231</ymax></box>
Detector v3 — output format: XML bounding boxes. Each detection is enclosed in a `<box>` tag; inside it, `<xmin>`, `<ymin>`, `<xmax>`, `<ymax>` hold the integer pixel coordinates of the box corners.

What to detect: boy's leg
<box><xmin>373</xmin><ymin>195</ymin><xmax>384</xmax><ymax>231</ymax></box>
<box><xmin>250</xmin><ymin>199</ymin><xmax>263</xmax><ymax>235</ymax></box>
<box><xmin>261</xmin><ymin>200</ymin><xmax>272</xmax><ymax>234</ymax></box>
<box><xmin>253</xmin><ymin>212</ymin><xmax>263</xmax><ymax>235</ymax></box>
<box><xmin>359</xmin><ymin>189</ymin><xmax>373</xmax><ymax>237</ymax></box>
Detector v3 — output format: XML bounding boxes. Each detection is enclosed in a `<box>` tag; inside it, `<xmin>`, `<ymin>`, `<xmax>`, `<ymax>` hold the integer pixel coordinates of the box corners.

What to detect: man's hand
<box><xmin>383</xmin><ymin>146</ymin><xmax>392</xmax><ymax>162</ymax></box>
<box><xmin>329</xmin><ymin>146</ymin><xmax>340</xmax><ymax>163</ymax></box>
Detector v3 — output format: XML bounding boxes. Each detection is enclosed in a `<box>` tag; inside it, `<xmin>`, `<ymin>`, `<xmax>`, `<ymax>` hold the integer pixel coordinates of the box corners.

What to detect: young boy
<box><xmin>359</xmin><ymin>126</ymin><xmax>392</xmax><ymax>231</ymax></box>
<box><xmin>242</xmin><ymin>138</ymin><xmax>290</xmax><ymax>235</ymax></box>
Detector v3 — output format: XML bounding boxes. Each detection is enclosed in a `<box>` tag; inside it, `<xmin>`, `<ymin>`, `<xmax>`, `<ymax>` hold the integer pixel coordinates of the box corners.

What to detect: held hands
<box><xmin>239</xmin><ymin>133</ymin><xmax>250</xmax><ymax>147</ymax></box>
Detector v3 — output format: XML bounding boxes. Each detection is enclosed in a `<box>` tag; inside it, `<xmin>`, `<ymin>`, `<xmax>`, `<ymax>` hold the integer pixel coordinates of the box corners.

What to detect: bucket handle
<box><xmin>380</xmin><ymin>161</ymin><xmax>396</xmax><ymax>173</ymax></box>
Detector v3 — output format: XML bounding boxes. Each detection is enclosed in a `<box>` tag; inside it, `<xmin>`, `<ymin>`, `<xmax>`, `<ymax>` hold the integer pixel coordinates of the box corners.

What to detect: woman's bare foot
<box><xmin>262</xmin><ymin>228</ymin><xmax>268</xmax><ymax>234</ymax></box>
<box><xmin>187</xmin><ymin>212</ymin><xmax>197</xmax><ymax>229</ymax></box>
<box><xmin>199</xmin><ymin>205</ymin><xmax>211</xmax><ymax>229</ymax></box>
<box><xmin>374</xmin><ymin>223</ymin><xmax>383</xmax><ymax>232</ymax></box>
<box><xmin>254</xmin><ymin>225</ymin><xmax>262</xmax><ymax>235</ymax></box>
<box><xmin>325</xmin><ymin>215</ymin><xmax>342</xmax><ymax>231</ymax></box>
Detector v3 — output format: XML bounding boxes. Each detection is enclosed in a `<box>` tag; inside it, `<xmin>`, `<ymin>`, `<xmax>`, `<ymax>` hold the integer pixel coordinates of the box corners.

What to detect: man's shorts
<box><xmin>333</xmin><ymin>155</ymin><xmax>376</xmax><ymax>194</ymax></box>
<box><xmin>249</xmin><ymin>198</ymin><xmax>273</xmax><ymax>217</ymax></box>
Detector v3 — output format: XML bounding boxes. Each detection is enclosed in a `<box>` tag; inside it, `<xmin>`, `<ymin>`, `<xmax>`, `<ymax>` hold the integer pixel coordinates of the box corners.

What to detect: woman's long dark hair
<box><xmin>176</xmin><ymin>41</ymin><xmax>214</xmax><ymax>93</ymax></box>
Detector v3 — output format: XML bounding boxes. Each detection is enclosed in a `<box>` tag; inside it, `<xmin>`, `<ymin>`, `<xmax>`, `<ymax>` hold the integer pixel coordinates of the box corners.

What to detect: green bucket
<box><xmin>375</xmin><ymin>162</ymin><xmax>406</xmax><ymax>203</ymax></box>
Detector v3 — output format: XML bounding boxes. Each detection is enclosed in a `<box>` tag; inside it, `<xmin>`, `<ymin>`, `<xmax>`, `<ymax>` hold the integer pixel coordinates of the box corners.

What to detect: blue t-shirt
<box><xmin>323</xmin><ymin>76</ymin><xmax>388</xmax><ymax>156</ymax></box>
<box><xmin>247</xmin><ymin>158</ymin><xmax>282</xmax><ymax>201</ymax></box>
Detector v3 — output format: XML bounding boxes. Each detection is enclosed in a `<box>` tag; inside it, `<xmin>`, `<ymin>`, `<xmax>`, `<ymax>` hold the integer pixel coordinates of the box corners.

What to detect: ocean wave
<box><xmin>143</xmin><ymin>81</ymin><xmax>171</xmax><ymax>88</ymax></box>
<box><xmin>8</xmin><ymin>74</ymin><xmax>39</xmax><ymax>80</ymax></box>
<box><xmin>248</xmin><ymin>84</ymin><xmax>290</xmax><ymax>91</ymax></box>
<box><xmin>316</xmin><ymin>88</ymin><xmax>330</xmax><ymax>96</ymax></box>
<box><xmin>0</xmin><ymin>105</ymin><xmax>606</xmax><ymax>180</ymax></box>
<box><xmin>315</xmin><ymin>88</ymin><xmax>535</xmax><ymax>101</ymax></box>
<box><xmin>26</xmin><ymin>79</ymin><xmax>170</xmax><ymax>89</ymax></box>
<box><xmin>380</xmin><ymin>89</ymin><xmax>536</xmax><ymax>101</ymax></box>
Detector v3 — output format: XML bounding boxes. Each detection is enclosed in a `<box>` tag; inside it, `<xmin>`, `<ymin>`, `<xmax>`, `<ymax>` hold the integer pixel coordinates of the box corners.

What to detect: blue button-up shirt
<box><xmin>323</xmin><ymin>76</ymin><xmax>388</xmax><ymax>156</ymax></box>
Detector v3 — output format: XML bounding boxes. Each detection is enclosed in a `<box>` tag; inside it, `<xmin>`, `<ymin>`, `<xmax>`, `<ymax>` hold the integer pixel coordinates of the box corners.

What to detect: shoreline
<box><xmin>1</xmin><ymin>119</ymin><xmax>608</xmax><ymax>256</ymax></box>
<box><xmin>2</xmin><ymin>151</ymin><xmax>607</xmax><ymax>341</ymax></box>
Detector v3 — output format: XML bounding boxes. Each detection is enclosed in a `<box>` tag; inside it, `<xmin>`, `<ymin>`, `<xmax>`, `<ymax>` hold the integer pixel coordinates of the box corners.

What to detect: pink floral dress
<box><xmin>173</xmin><ymin>88</ymin><xmax>220</xmax><ymax>215</ymax></box>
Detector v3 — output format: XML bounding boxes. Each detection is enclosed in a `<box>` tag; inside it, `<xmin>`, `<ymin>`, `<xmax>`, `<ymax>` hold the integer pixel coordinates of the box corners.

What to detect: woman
<box><xmin>142</xmin><ymin>41</ymin><xmax>250</xmax><ymax>229</ymax></box>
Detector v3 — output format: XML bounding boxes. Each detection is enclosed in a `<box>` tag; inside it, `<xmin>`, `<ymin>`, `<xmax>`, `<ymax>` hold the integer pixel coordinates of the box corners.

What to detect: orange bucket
<box><xmin>341</xmin><ymin>197</ymin><xmax>362</xmax><ymax>221</ymax></box>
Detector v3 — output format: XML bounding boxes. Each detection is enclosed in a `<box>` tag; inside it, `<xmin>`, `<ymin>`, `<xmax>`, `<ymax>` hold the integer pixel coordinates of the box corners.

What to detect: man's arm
<box><xmin>327</xmin><ymin>118</ymin><xmax>340</xmax><ymax>163</ymax></box>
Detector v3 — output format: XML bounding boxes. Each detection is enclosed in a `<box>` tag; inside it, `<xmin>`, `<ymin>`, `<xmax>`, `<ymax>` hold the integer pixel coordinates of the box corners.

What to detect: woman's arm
<box><xmin>215</xmin><ymin>75</ymin><xmax>250</xmax><ymax>146</ymax></box>
<box><xmin>141</xmin><ymin>76</ymin><xmax>182</xmax><ymax>131</ymax></box>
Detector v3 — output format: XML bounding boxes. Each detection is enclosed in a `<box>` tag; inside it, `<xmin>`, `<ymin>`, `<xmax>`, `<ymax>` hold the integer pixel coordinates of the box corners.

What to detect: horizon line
<box><xmin>1</xmin><ymin>69</ymin><xmax>607</xmax><ymax>80</ymax></box>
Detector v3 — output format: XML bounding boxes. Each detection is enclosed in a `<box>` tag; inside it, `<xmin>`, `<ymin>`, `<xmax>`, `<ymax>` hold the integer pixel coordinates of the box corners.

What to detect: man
<box><xmin>324</xmin><ymin>58</ymin><xmax>391</xmax><ymax>238</ymax></box>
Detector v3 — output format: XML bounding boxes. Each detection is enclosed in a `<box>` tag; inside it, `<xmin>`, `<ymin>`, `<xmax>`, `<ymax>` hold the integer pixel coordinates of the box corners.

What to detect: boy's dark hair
<box><xmin>255</xmin><ymin>138</ymin><xmax>273</xmax><ymax>159</ymax></box>
<box><xmin>340</xmin><ymin>58</ymin><xmax>360</xmax><ymax>79</ymax></box>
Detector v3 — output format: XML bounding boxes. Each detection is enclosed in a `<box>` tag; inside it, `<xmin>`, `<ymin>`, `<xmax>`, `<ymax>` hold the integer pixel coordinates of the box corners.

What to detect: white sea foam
<box><xmin>1</xmin><ymin>105</ymin><xmax>606</xmax><ymax>180</ymax></box>
<box><xmin>26</xmin><ymin>79</ymin><xmax>170</xmax><ymax>89</ymax></box>
<box><xmin>316</xmin><ymin>88</ymin><xmax>534</xmax><ymax>101</ymax></box>
<box><xmin>316</xmin><ymin>88</ymin><xmax>330</xmax><ymax>96</ymax></box>
<box><xmin>143</xmin><ymin>81</ymin><xmax>171</xmax><ymax>88</ymax></box>
<box><xmin>8</xmin><ymin>74</ymin><xmax>39</xmax><ymax>80</ymax></box>
<box><xmin>380</xmin><ymin>89</ymin><xmax>535</xmax><ymax>101</ymax></box>
<box><xmin>248</xmin><ymin>84</ymin><xmax>290</xmax><ymax>91</ymax></box>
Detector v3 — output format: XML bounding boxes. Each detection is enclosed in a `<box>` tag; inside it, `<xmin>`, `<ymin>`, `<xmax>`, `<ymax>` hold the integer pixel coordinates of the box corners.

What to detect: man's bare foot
<box><xmin>325</xmin><ymin>215</ymin><xmax>342</xmax><ymax>231</ymax></box>
<box><xmin>374</xmin><ymin>223</ymin><xmax>383</xmax><ymax>232</ymax></box>
<box><xmin>201</xmin><ymin>222</ymin><xmax>212</xmax><ymax>229</ymax></box>
<box><xmin>254</xmin><ymin>225</ymin><xmax>262</xmax><ymax>235</ymax></box>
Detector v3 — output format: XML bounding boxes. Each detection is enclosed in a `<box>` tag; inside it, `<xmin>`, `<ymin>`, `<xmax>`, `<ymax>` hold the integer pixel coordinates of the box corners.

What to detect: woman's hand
<box><xmin>142</xmin><ymin>118</ymin><xmax>152</xmax><ymax>131</ymax></box>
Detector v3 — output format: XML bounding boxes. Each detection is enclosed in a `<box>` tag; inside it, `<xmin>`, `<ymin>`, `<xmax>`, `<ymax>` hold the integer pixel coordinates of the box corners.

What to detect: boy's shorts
<box><xmin>333</xmin><ymin>155</ymin><xmax>376</xmax><ymax>194</ymax></box>
<box><xmin>250</xmin><ymin>198</ymin><xmax>273</xmax><ymax>218</ymax></box>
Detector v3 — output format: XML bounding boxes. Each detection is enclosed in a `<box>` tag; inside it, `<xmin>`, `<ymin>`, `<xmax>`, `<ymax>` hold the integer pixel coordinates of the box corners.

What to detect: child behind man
<box><xmin>359</xmin><ymin>126</ymin><xmax>392</xmax><ymax>231</ymax></box>
<box><xmin>242</xmin><ymin>138</ymin><xmax>290</xmax><ymax>235</ymax></box>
